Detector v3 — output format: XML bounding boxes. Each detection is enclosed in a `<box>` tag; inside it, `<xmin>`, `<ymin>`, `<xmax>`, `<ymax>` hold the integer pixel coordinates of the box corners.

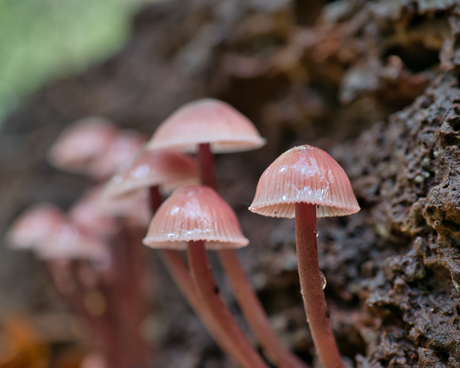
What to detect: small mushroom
<box><xmin>102</xmin><ymin>149</ymin><xmax>199</xmax><ymax>200</ymax></box>
<box><xmin>146</xmin><ymin>98</ymin><xmax>305</xmax><ymax>368</ymax></box>
<box><xmin>47</xmin><ymin>116</ymin><xmax>119</xmax><ymax>174</ymax></box>
<box><xmin>147</xmin><ymin>98</ymin><xmax>266</xmax><ymax>189</ymax></box>
<box><xmin>102</xmin><ymin>147</ymin><xmax>241</xmax><ymax>361</ymax></box>
<box><xmin>144</xmin><ymin>184</ymin><xmax>268</xmax><ymax>368</ymax></box>
<box><xmin>88</xmin><ymin>130</ymin><xmax>147</xmax><ymax>181</ymax></box>
<box><xmin>250</xmin><ymin>145</ymin><xmax>360</xmax><ymax>368</ymax></box>
<box><xmin>6</xmin><ymin>203</ymin><xmax>65</xmax><ymax>251</ymax></box>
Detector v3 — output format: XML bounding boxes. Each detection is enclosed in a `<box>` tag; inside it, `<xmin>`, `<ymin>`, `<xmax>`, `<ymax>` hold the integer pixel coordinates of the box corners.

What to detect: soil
<box><xmin>1</xmin><ymin>0</ymin><xmax>460</xmax><ymax>367</ymax></box>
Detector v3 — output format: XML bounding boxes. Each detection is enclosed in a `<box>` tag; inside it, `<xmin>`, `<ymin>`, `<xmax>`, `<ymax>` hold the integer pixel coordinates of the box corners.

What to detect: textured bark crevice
<box><xmin>335</xmin><ymin>73</ymin><xmax>460</xmax><ymax>367</ymax></box>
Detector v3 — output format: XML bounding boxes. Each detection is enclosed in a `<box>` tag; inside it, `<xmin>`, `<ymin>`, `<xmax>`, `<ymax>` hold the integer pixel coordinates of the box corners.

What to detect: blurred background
<box><xmin>1</xmin><ymin>0</ymin><xmax>459</xmax><ymax>367</ymax></box>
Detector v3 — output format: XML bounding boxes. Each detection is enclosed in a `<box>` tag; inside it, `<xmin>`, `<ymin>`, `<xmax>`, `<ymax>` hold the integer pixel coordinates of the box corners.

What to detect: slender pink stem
<box><xmin>198</xmin><ymin>142</ymin><xmax>307</xmax><ymax>367</ymax></box>
<box><xmin>187</xmin><ymin>240</ymin><xmax>269</xmax><ymax>368</ymax></box>
<box><xmin>103</xmin><ymin>225</ymin><xmax>150</xmax><ymax>368</ymax></box>
<box><xmin>295</xmin><ymin>203</ymin><xmax>343</xmax><ymax>368</ymax></box>
<box><xmin>149</xmin><ymin>187</ymin><xmax>237</xmax><ymax>363</ymax></box>
<box><xmin>198</xmin><ymin>143</ymin><xmax>217</xmax><ymax>190</ymax></box>
<box><xmin>122</xmin><ymin>225</ymin><xmax>151</xmax><ymax>368</ymax></box>
<box><xmin>159</xmin><ymin>250</ymin><xmax>236</xmax><ymax>360</ymax></box>
<box><xmin>218</xmin><ymin>249</ymin><xmax>308</xmax><ymax>368</ymax></box>
<box><xmin>45</xmin><ymin>260</ymin><xmax>121</xmax><ymax>367</ymax></box>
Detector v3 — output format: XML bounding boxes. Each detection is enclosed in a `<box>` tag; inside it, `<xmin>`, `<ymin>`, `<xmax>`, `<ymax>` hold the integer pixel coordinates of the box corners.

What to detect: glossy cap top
<box><xmin>146</xmin><ymin>98</ymin><xmax>266</xmax><ymax>153</ymax></box>
<box><xmin>143</xmin><ymin>184</ymin><xmax>249</xmax><ymax>250</ymax></box>
<box><xmin>7</xmin><ymin>204</ymin><xmax>65</xmax><ymax>250</ymax></box>
<box><xmin>48</xmin><ymin>117</ymin><xmax>119</xmax><ymax>174</ymax></box>
<box><xmin>103</xmin><ymin>150</ymin><xmax>199</xmax><ymax>199</ymax></box>
<box><xmin>249</xmin><ymin>145</ymin><xmax>360</xmax><ymax>218</ymax></box>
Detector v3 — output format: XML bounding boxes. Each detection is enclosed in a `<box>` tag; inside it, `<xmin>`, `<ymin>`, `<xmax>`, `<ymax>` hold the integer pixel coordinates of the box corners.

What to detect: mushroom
<box><xmin>6</xmin><ymin>203</ymin><xmax>65</xmax><ymax>251</ymax></box>
<box><xmin>102</xmin><ymin>149</ymin><xmax>240</xmax><ymax>361</ymax></box>
<box><xmin>7</xmin><ymin>205</ymin><xmax>119</xmax><ymax>366</ymax></box>
<box><xmin>87</xmin><ymin>130</ymin><xmax>147</xmax><ymax>181</ymax></box>
<box><xmin>103</xmin><ymin>147</ymin><xmax>252</xmax><ymax>362</ymax></box>
<box><xmin>147</xmin><ymin>98</ymin><xmax>306</xmax><ymax>368</ymax></box>
<box><xmin>36</xmin><ymin>221</ymin><xmax>109</xmax><ymax>262</ymax></box>
<box><xmin>143</xmin><ymin>184</ymin><xmax>268</xmax><ymax>368</ymax></box>
<box><xmin>79</xmin><ymin>185</ymin><xmax>152</xmax><ymax>368</ymax></box>
<box><xmin>47</xmin><ymin>116</ymin><xmax>119</xmax><ymax>175</ymax></box>
<box><xmin>147</xmin><ymin>98</ymin><xmax>266</xmax><ymax>189</ymax></box>
<box><xmin>249</xmin><ymin>145</ymin><xmax>360</xmax><ymax>368</ymax></box>
<box><xmin>102</xmin><ymin>149</ymin><xmax>199</xmax><ymax>201</ymax></box>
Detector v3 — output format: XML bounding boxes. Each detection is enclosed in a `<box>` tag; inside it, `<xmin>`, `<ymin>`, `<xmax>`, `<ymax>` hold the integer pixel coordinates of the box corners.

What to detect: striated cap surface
<box><xmin>146</xmin><ymin>98</ymin><xmax>266</xmax><ymax>153</ymax></box>
<box><xmin>143</xmin><ymin>184</ymin><xmax>249</xmax><ymax>250</ymax></box>
<box><xmin>249</xmin><ymin>145</ymin><xmax>360</xmax><ymax>218</ymax></box>
<box><xmin>103</xmin><ymin>150</ymin><xmax>199</xmax><ymax>199</ymax></box>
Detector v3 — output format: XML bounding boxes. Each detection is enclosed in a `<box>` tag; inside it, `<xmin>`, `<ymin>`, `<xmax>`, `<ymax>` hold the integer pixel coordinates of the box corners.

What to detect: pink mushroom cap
<box><xmin>68</xmin><ymin>195</ymin><xmax>118</xmax><ymax>241</ymax></box>
<box><xmin>47</xmin><ymin>116</ymin><xmax>119</xmax><ymax>174</ymax></box>
<box><xmin>249</xmin><ymin>145</ymin><xmax>360</xmax><ymax>218</ymax></box>
<box><xmin>102</xmin><ymin>149</ymin><xmax>199</xmax><ymax>199</ymax></box>
<box><xmin>7</xmin><ymin>204</ymin><xmax>65</xmax><ymax>250</ymax></box>
<box><xmin>35</xmin><ymin>221</ymin><xmax>109</xmax><ymax>261</ymax></box>
<box><xmin>79</xmin><ymin>185</ymin><xmax>151</xmax><ymax>228</ymax></box>
<box><xmin>87</xmin><ymin>130</ymin><xmax>147</xmax><ymax>180</ymax></box>
<box><xmin>146</xmin><ymin>98</ymin><xmax>266</xmax><ymax>153</ymax></box>
<box><xmin>143</xmin><ymin>184</ymin><xmax>249</xmax><ymax>250</ymax></box>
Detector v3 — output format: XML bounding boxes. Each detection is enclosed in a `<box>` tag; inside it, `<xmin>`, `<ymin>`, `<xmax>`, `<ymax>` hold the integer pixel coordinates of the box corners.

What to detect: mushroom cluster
<box><xmin>6</xmin><ymin>99</ymin><xmax>360</xmax><ymax>368</ymax></box>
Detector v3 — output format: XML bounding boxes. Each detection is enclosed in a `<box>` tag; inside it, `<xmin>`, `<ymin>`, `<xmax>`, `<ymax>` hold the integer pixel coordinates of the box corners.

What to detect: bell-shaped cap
<box><xmin>7</xmin><ymin>204</ymin><xmax>65</xmax><ymax>250</ymax></box>
<box><xmin>48</xmin><ymin>116</ymin><xmax>118</xmax><ymax>174</ymax></box>
<box><xmin>146</xmin><ymin>98</ymin><xmax>266</xmax><ymax>153</ymax></box>
<box><xmin>249</xmin><ymin>145</ymin><xmax>360</xmax><ymax>218</ymax></box>
<box><xmin>143</xmin><ymin>184</ymin><xmax>249</xmax><ymax>250</ymax></box>
<box><xmin>81</xmin><ymin>185</ymin><xmax>151</xmax><ymax>228</ymax></box>
<box><xmin>88</xmin><ymin>130</ymin><xmax>147</xmax><ymax>180</ymax></box>
<box><xmin>68</xmin><ymin>196</ymin><xmax>118</xmax><ymax>241</ymax></box>
<box><xmin>35</xmin><ymin>222</ymin><xmax>109</xmax><ymax>261</ymax></box>
<box><xmin>102</xmin><ymin>150</ymin><xmax>199</xmax><ymax>199</ymax></box>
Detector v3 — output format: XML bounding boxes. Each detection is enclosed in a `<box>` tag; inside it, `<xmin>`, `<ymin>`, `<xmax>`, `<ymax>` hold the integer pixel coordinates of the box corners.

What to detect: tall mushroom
<box><xmin>7</xmin><ymin>206</ymin><xmax>119</xmax><ymax>367</ymax></box>
<box><xmin>249</xmin><ymin>145</ymin><xmax>360</xmax><ymax>368</ymax></box>
<box><xmin>147</xmin><ymin>98</ymin><xmax>306</xmax><ymax>368</ymax></box>
<box><xmin>102</xmin><ymin>149</ymin><xmax>241</xmax><ymax>361</ymax></box>
<box><xmin>143</xmin><ymin>184</ymin><xmax>268</xmax><ymax>368</ymax></box>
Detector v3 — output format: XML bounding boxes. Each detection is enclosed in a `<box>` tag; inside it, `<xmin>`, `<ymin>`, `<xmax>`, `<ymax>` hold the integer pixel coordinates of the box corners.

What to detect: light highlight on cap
<box><xmin>249</xmin><ymin>145</ymin><xmax>360</xmax><ymax>218</ymax></box>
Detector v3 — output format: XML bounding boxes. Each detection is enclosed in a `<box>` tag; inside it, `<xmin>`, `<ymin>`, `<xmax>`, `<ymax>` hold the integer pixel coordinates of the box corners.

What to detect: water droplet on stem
<box><xmin>320</xmin><ymin>270</ymin><xmax>327</xmax><ymax>290</ymax></box>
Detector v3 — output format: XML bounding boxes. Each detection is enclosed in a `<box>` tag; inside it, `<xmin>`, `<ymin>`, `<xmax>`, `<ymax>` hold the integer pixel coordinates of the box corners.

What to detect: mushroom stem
<box><xmin>46</xmin><ymin>260</ymin><xmax>121</xmax><ymax>367</ymax></box>
<box><xmin>159</xmin><ymin>250</ymin><xmax>236</xmax><ymax>360</ymax></box>
<box><xmin>198</xmin><ymin>142</ymin><xmax>307</xmax><ymax>367</ymax></box>
<box><xmin>295</xmin><ymin>203</ymin><xmax>343</xmax><ymax>368</ymax></box>
<box><xmin>218</xmin><ymin>249</ymin><xmax>309</xmax><ymax>368</ymax></box>
<box><xmin>187</xmin><ymin>240</ymin><xmax>269</xmax><ymax>368</ymax></box>
<box><xmin>148</xmin><ymin>186</ymin><xmax>238</xmax><ymax>364</ymax></box>
<box><xmin>198</xmin><ymin>143</ymin><xmax>217</xmax><ymax>190</ymax></box>
<box><xmin>149</xmin><ymin>186</ymin><xmax>163</xmax><ymax>212</ymax></box>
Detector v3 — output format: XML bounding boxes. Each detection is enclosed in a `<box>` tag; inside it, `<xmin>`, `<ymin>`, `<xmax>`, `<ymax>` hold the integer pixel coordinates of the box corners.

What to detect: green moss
<box><xmin>0</xmin><ymin>0</ymin><xmax>153</xmax><ymax>123</ymax></box>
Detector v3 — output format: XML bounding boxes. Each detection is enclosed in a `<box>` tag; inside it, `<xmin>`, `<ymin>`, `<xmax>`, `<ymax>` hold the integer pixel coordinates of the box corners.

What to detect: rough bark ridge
<box><xmin>1</xmin><ymin>0</ymin><xmax>460</xmax><ymax>367</ymax></box>
<box><xmin>336</xmin><ymin>74</ymin><xmax>460</xmax><ymax>368</ymax></box>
